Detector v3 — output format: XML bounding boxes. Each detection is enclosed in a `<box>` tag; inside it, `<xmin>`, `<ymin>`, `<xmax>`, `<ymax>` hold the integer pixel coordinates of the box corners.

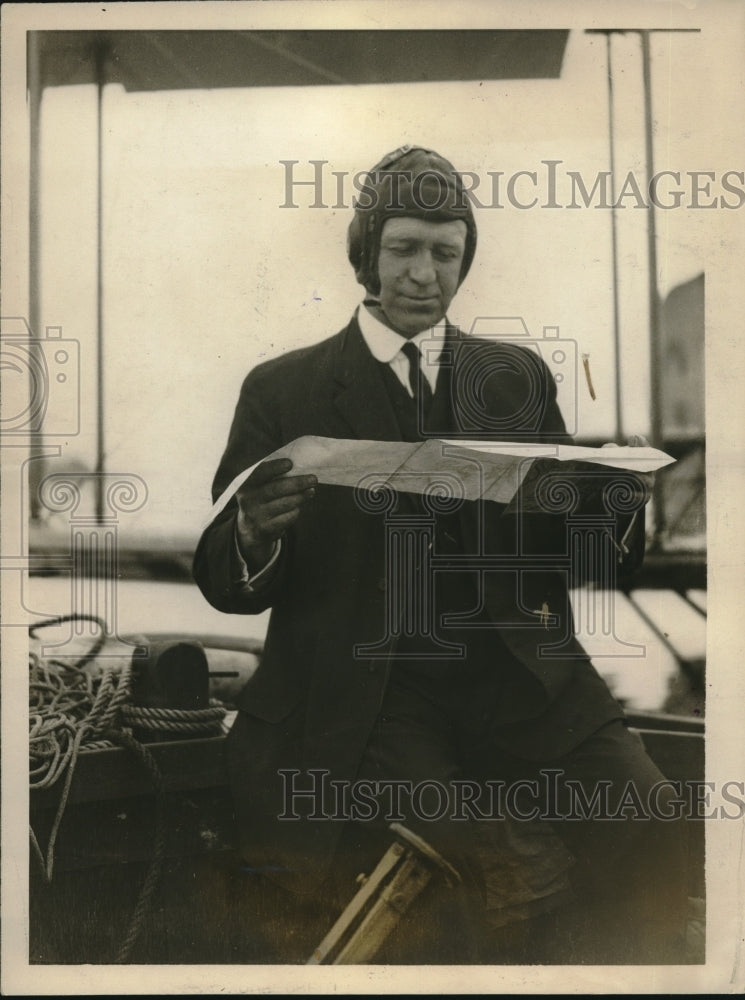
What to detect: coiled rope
<box><xmin>29</xmin><ymin>614</ymin><xmax>226</xmax><ymax>962</ymax></box>
<box><xmin>121</xmin><ymin>703</ymin><xmax>226</xmax><ymax>735</ymax></box>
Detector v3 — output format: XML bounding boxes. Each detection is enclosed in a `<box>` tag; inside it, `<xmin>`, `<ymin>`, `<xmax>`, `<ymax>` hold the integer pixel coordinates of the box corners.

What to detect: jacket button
<box><xmin>377</xmin><ymin>577</ymin><xmax>387</xmax><ymax>591</ymax></box>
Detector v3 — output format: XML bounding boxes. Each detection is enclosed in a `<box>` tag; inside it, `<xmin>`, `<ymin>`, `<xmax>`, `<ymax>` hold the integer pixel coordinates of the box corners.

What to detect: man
<box><xmin>194</xmin><ymin>146</ymin><xmax>687</xmax><ymax>963</ymax></box>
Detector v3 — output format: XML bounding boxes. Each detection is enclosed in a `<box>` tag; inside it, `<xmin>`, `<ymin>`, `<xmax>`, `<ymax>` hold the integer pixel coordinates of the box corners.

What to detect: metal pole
<box><xmin>27</xmin><ymin>32</ymin><xmax>43</xmax><ymax>518</ymax></box>
<box><xmin>604</xmin><ymin>32</ymin><xmax>624</xmax><ymax>443</ymax></box>
<box><xmin>587</xmin><ymin>27</ymin><xmax>699</xmax><ymax>545</ymax></box>
<box><xmin>639</xmin><ymin>30</ymin><xmax>665</xmax><ymax>544</ymax></box>
<box><xmin>94</xmin><ymin>39</ymin><xmax>107</xmax><ymax>524</ymax></box>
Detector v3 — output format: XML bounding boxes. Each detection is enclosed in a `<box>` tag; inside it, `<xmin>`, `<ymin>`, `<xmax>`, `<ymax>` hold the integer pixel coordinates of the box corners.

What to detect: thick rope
<box><xmin>30</xmin><ymin>615</ymin><xmax>126</xmax><ymax>879</ymax></box>
<box><xmin>28</xmin><ymin>615</ymin><xmax>227</xmax><ymax>962</ymax></box>
<box><xmin>101</xmin><ymin>728</ymin><xmax>167</xmax><ymax>964</ymax></box>
<box><xmin>121</xmin><ymin>703</ymin><xmax>226</xmax><ymax>735</ymax></box>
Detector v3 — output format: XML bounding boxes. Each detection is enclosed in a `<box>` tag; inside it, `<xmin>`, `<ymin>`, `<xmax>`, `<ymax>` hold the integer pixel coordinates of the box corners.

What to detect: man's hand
<box><xmin>602</xmin><ymin>434</ymin><xmax>655</xmax><ymax>504</ymax></box>
<box><xmin>628</xmin><ymin>434</ymin><xmax>656</xmax><ymax>502</ymax></box>
<box><xmin>235</xmin><ymin>458</ymin><xmax>317</xmax><ymax>574</ymax></box>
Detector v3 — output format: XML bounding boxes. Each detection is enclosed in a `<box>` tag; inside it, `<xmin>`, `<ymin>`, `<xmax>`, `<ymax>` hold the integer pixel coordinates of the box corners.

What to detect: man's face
<box><xmin>369</xmin><ymin>217</ymin><xmax>467</xmax><ymax>338</ymax></box>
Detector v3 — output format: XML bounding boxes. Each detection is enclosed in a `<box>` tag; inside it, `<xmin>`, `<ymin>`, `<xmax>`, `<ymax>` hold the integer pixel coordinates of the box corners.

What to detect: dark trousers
<box><xmin>331</xmin><ymin>664</ymin><xmax>689</xmax><ymax>964</ymax></box>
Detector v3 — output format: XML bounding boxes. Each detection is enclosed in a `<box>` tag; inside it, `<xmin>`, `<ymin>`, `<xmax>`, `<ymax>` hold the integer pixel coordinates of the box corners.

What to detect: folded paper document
<box><xmin>207</xmin><ymin>436</ymin><xmax>674</xmax><ymax>525</ymax></box>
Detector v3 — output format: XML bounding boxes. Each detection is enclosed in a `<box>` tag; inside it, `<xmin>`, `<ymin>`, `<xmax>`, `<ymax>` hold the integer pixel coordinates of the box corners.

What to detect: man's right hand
<box><xmin>235</xmin><ymin>458</ymin><xmax>317</xmax><ymax>574</ymax></box>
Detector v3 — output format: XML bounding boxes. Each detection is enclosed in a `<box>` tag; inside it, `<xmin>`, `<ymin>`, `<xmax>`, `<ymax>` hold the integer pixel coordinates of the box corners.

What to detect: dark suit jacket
<box><xmin>193</xmin><ymin>315</ymin><xmax>640</xmax><ymax>888</ymax></box>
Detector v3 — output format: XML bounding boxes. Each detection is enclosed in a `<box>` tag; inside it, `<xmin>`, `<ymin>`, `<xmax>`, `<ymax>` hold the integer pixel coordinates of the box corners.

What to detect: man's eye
<box><xmin>434</xmin><ymin>250</ymin><xmax>458</xmax><ymax>261</ymax></box>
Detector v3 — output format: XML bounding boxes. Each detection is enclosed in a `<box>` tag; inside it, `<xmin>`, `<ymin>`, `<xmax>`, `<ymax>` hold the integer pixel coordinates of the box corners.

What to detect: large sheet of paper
<box><xmin>208</xmin><ymin>435</ymin><xmax>675</xmax><ymax>523</ymax></box>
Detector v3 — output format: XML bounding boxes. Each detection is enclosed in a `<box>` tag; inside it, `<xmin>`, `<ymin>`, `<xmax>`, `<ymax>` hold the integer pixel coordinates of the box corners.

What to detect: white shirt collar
<box><xmin>357</xmin><ymin>304</ymin><xmax>447</xmax><ymax>364</ymax></box>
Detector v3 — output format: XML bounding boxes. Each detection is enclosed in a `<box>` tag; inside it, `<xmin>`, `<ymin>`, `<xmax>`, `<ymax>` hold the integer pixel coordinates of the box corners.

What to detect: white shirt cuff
<box><xmin>234</xmin><ymin>532</ymin><xmax>282</xmax><ymax>592</ymax></box>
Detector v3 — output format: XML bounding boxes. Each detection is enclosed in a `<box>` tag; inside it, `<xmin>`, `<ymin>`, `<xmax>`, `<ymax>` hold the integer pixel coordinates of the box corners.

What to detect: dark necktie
<box><xmin>401</xmin><ymin>340</ymin><xmax>434</xmax><ymax>413</ymax></box>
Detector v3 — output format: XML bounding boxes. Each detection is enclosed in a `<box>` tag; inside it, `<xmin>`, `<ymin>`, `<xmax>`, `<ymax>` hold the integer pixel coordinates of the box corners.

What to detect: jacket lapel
<box><xmin>421</xmin><ymin>324</ymin><xmax>457</xmax><ymax>437</ymax></box>
<box><xmin>331</xmin><ymin>314</ymin><xmax>403</xmax><ymax>442</ymax></box>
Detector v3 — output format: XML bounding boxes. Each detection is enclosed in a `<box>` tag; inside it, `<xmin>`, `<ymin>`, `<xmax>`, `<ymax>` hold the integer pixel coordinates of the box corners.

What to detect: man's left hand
<box><xmin>602</xmin><ymin>434</ymin><xmax>655</xmax><ymax>504</ymax></box>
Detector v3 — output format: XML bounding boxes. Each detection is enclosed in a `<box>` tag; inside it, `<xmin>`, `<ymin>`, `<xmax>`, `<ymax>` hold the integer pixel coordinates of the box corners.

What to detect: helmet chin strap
<box><xmin>361</xmin><ymin>297</ymin><xmax>395</xmax><ymax>328</ymax></box>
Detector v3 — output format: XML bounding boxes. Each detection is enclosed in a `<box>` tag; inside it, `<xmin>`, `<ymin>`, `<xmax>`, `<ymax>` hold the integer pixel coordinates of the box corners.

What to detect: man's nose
<box><xmin>408</xmin><ymin>251</ymin><xmax>437</xmax><ymax>285</ymax></box>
